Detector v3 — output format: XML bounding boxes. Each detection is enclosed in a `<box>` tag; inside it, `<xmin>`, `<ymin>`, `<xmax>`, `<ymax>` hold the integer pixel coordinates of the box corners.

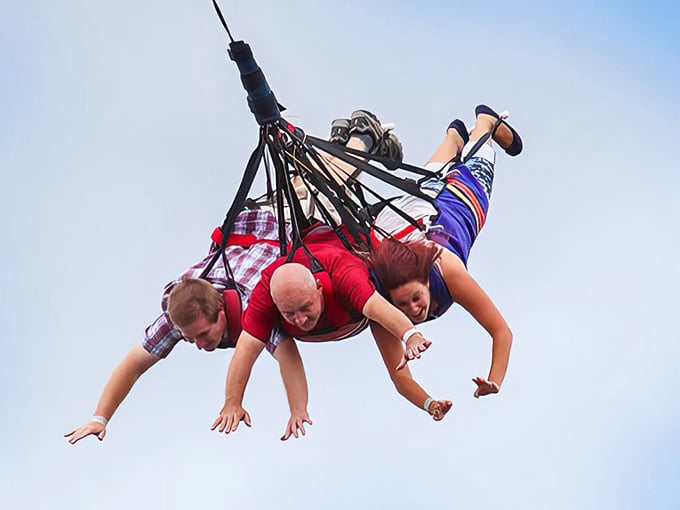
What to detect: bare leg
<box><xmin>317</xmin><ymin>136</ymin><xmax>367</xmax><ymax>185</ymax></box>
<box><xmin>289</xmin><ymin>136</ymin><xmax>367</xmax><ymax>224</ymax></box>
<box><xmin>471</xmin><ymin>112</ymin><xmax>515</xmax><ymax>149</ymax></box>
<box><xmin>426</xmin><ymin>127</ymin><xmax>466</xmax><ymax>164</ymax></box>
<box><xmin>469</xmin><ymin>114</ymin><xmax>496</xmax><ymax>145</ymax></box>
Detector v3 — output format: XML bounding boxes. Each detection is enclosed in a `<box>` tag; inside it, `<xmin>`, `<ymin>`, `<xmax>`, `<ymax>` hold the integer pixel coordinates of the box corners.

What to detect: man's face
<box><xmin>179</xmin><ymin>310</ymin><xmax>227</xmax><ymax>351</ymax></box>
<box><xmin>276</xmin><ymin>284</ymin><xmax>324</xmax><ymax>332</ymax></box>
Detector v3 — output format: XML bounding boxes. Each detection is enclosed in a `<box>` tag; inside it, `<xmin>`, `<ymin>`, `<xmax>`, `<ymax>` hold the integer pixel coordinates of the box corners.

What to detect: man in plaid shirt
<box><xmin>65</xmin><ymin>208</ymin><xmax>311</xmax><ymax>444</ymax></box>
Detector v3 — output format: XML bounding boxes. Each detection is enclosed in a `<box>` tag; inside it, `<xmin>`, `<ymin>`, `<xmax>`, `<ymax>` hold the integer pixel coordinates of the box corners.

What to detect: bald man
<box><xmin>210</xmin><ymin>223</ymin><xmax>440</xmax><ymax>435</ymax></box>
<box><xmin>270</xmin><ymin>264</ymin><xmax>326</xmax><ymax>335</ymax></box>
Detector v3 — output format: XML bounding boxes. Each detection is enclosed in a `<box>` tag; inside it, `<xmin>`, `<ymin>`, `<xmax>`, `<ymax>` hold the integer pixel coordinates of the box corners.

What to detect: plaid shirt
<box><xmin>142</xmin><ymin>208</ymin><xmax>286</xmax><ymax>358</ymax></box>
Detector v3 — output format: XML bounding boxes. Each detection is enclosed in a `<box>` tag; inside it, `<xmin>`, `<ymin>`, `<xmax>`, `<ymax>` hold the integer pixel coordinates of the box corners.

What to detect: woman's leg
<box><xmin>467</xmin><ymin>109</ymin><xmax>516</xmax><ymax>151</ymax></box>
<box><xmin>469</xmin><ymin>105</ymin><xmax>523</xmax><ymax>156</ymax></box>
<box><xmin>426</xmin><ymin>120</ymin><xmax>468</xmax><ymax>165</ymax></box>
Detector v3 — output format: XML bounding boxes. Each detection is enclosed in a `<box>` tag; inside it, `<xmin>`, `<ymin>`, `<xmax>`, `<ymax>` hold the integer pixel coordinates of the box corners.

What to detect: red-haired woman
<box><xmin>367</xmin><ymin>105</ymin><xmax>522</xmax><ymax>399</ymax></box>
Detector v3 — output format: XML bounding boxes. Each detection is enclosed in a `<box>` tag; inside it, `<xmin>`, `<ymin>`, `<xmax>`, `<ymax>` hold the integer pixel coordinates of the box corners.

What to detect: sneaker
<box><xmin>348</xmin><ymin>109</ymin><xmax>385</xmax><ymax>151</ymax></box>
<box><xmin>329</xmin><ymin>118</ymin><xmax>350</xmax><ymax>145</ymax></box>
<box><xmin>378</xmin><ymin>132</ymin><xmax>403</xmax><ymax>169</ymax></box>
<box><xmin>333</xmin><ymin>109</ymin><xmax>402</xmax><ymax>169</ymax></box>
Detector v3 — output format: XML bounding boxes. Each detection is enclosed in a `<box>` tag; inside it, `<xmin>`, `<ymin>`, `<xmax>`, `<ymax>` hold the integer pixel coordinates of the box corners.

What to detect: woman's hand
<box><xmin>472</xmin><ymin>377</ymin><xmax>500</xmax><ymax>398</ymax></box>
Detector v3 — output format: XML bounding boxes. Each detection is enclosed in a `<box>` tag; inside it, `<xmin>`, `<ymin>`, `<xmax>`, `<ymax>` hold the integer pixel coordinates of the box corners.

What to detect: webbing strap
<box><xmin>210</xmin><ymin>228</ymin><xmax>279</xmax><ymax>248</ymax></box>
<box><xmin>265</xmin><ymin>132</ymin><xmax>323</xmax><ymax>272</ymax></box>
<box><xmin>461</xmin><ymin>116</ymin><xmax>504</xmax><ymax>164</ymax></box>
<box><xmin>290</xmin><ymin>149</ymin><xmax>368</xmax><ymax>249</ymax></box>
<box><xmin>277</xmin><ymin>121</ymin><xmax>371</xmax><ymax>249</ymax></box>
<box><xmin>304</xmin><ymin>137</ymin><xmax>427</xmax><ymax>234</ymax></box>
<box><xmin>306</xmin><ymin>136</ymin><xmax>435</xmax><ymax>202</ymax></box>
<box><xmin>199</xmin><ymin>133</ymin><xmax>266</xmax><ymax>279</ymax></box>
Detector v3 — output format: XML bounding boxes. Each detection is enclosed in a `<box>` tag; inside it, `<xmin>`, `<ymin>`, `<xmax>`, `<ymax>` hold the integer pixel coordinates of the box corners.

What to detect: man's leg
<box><xmin>321</xmin><ymin>109</ymin><xmax>403</xmax><ymax>185</ymax></box>
<box><xmin>295</xmin><ymin>111</ymin><xmax>397</xmax><ymax>224</ymax></box>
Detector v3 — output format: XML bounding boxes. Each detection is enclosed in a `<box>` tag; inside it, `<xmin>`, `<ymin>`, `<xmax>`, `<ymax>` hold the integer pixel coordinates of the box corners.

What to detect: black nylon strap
<box><xmin>200</xmin><ymin>133</ymin><xmax>266</xmax><ymax>278</ymax></box>
<box><xmin>462</xmin><ymin>117</ymin><xmax>504</xmax><ymax>163</ymax></box>
<box><xmin>294</xmin><ymin>167</ymin><xmax>362</xmax><ymax>250</ymax></box>
<box><xmin>305</xmin><ymin>138</ymin><xmax>426</xmax><ymax>232</ymax></box>
<box><xmin>306</xmin><ymin>136</ymin><xmax>435</xmax><ymax>202</ymax></box>
<box><xmin>279</xmin><ymin>122</ymin><xmax>369</xmax><ymax>247</ymax></box>
<box><xmin>309</xmin><ymin>135</ymin><xmax>439</xmax><ymax>179</ymax></box>
<box><xmin>292</xmin><ymin>148</ymin><xmax>368</xmax><ymax>248</ymax></box>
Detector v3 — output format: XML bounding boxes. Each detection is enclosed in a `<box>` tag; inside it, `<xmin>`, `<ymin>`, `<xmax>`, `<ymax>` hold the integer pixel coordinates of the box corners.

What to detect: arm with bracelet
<box><xmin>361</xmin><ymin>292</ymin><xmax>432</xmax><ymax>370</ymax></box>
<box><xmin>370</xmin><ymin>322</ymin><xmax>453</xmax><ymax>420</ymax></box>
<box><xmin>65</xmin><ymin>345</ymin><xmax>160</xmax><ymax>444</ymax></box>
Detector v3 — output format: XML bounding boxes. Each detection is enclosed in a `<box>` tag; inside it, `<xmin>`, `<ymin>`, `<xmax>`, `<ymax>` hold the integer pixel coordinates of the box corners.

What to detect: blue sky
<box><xmin>1</xmin><ymin>1</ymin><xmax>679</xmax><ymax>509</ymax></box>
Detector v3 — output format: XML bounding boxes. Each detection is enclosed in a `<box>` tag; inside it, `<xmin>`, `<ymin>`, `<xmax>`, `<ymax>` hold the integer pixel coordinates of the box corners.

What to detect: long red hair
<box><xmin>366</xmin><ymin>238</ymin><xmax>442</xmax><ymax>291</ymax></box>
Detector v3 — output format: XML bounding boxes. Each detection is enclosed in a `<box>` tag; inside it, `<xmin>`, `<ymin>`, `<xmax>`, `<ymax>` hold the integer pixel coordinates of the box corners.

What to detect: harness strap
<box><xmin>199</xmin><ymin>135</ymin><xmax>266</xmax><ymax>279</ymax></box>
<box><xmin>222</xmin><ymin>288</ymin><xmax>243</xmax><ymax>346</ymax></box>
<box><xmin>211</xmin><ymin>228</ymin><xmax>280</xmax><ymax>248</ymax></box>
<box><xmin>280</xmin><ymin>122</ymin><xmax>369</xmax><ymax>250</ymax></box>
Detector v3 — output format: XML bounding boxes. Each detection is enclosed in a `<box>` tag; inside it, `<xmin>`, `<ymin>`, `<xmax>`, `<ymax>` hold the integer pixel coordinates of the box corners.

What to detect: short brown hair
<box><xmin>366</xmin><ymin>238</ymin><xmax>442</xmax><ymax>291</ymax></box>
<box><xmin>167</xmin><ymin>278</ymin><xmax>223</xmax><ymax>328</ymax></box>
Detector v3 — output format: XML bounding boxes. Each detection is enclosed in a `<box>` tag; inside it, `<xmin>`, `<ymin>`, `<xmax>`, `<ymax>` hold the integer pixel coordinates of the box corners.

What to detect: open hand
<box><xmin>280</xmin><ymin>410</ymin><xmax>313</xmax><ymax>441</ymax></box>
<box><xmin>64</xmin><ymin>420</ymin><xmax>107</xmax><ymax>444</ymax></box>
<box><xmin>396</xmin><ymin>333</ymin><xmax>432</xmax><ymax>370</ymax></box>
<box><xmin>472</xmin><ymin>377</ymin><xmax>500</xmax><ymax>398</ymax></box>
<box><xmin>211</xmin><ymin>403</ymin><xmax>251</xmax><ymax>434</ymax></box>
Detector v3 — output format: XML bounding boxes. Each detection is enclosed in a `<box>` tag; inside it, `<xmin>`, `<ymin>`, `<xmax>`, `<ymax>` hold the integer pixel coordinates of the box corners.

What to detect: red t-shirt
<box><xmin>242</xmin><ymin>227</ymin><xmax>375</xmax><ymax>342</ymax></box>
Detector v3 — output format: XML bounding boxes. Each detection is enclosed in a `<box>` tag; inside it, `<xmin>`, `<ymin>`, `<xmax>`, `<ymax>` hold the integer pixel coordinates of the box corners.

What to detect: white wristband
<box><xmin>423</xmin><ymin>397</ymin><xmax>433</xmax><ymax>413</ymax></box>
<box><xmin>401</xmin><ymin>328</ymin><xmax>420</xmax><ymax>344</ymax></box>
<box><xmin>91</xmin><ymin>415</ymin><xmax>109</xmax><ymax>426</ymax></box>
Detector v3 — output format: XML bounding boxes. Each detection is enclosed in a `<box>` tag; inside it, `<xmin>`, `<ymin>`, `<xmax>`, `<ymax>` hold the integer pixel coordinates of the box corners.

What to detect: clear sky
<box><xmin>1</xmin><ymin>1</ymin><xmax>679</xmax><ymax>509</ymax></box>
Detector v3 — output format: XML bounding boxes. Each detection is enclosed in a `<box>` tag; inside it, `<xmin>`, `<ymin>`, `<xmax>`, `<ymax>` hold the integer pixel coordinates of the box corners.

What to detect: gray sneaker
<box><xmin>378</xmin><ymin>132</ymin><xmax>403</xmax><ymax>169</ymax></box>
<box><xmin>348</xmin><ymin>109</ymin><xmax>385</xmax><ymax>150</ymax></box>
<box><xmin>331</xmin><ymin>109</ymin><xmax>403</xmax><ymax>169</ymax></box>
<box><xmin>350</xmin><ymin>109</ymin><xmax>403</xmax><ymax>169</ymax></box>
<box><xmin>329</xmin><ymin>118</ymin><xmax>350</xmax><ymax>145</ymax></box>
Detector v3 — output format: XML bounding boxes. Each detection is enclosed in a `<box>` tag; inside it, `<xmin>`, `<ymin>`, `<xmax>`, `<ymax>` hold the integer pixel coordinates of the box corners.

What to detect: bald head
<box><xmin>271</xmin><ymin>263</ymin><xmax>318</xmax><ymax>304</ymax></box>
<box><xmin>270</xmin><ymin>263</ymin><xmax>324</xmax><ymax>332</ymax></box>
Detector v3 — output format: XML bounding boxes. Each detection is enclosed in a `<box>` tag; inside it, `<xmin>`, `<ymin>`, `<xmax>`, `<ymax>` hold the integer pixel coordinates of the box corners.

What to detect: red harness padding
<box><xmin>223</xmin><ymin>288</ymin><xmax>243</xmax><ymax>345</ymax></box>
<box><xmin>211</xmin><ymin>227</ymin><xmax>280</xmax><ymax>248</ymax></box>
<box><xmin>211</xmin><ymin>226</ymin><xmax>278</xmax><ymax>345</ymax></box>
<box><xmin>281</xmin><ymin>271</ymin><xmax>354</xmax><ymax>337</ymax></box>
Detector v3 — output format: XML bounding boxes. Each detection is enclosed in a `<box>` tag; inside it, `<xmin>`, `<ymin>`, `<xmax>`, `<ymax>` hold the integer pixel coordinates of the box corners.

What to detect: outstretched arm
<box><xmin>212</xmin><ymin>331</ymin><xmax>265</xmax><ymax>434</ymax></box>
<box><xmin>64</xmin><ymin>345</ymin><xmax>160</xmax><ymax>444</ymax></box>
<box><xmin>273</xmin><ymin>337</ymin><xmax>313</xmax><ymax>440</ymax></box>
<box><xmin>361</xmin><ymin>291</ymin><xmax>431</xmax><ymax>370</ymax></box>
<box><xmin>371</xmin><ymin>322</ymin><xmax>452</xmax><ymax>421</ymax></box>
<box><xmin>439</xmin><ymin>249</ymin><xmax>513</xmax><ymax>397</ymax></box>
